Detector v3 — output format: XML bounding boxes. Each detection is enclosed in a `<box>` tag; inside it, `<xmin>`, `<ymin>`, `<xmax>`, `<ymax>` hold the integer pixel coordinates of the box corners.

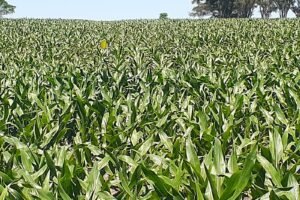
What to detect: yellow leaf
<box><xmin>100</xmin><ymin>40</ymin><xmax>108</xmax><ymax>49</ymax></box>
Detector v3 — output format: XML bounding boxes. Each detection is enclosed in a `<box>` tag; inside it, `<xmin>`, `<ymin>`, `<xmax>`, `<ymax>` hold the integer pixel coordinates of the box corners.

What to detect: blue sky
<box><xmin>6</xmin><ymin>0</ymin><xmax>193</xmax><ymax>20</ymax></box>
<box><xmin>6</xmin><ymin>0</ymin><xmax>295</xmax><ymax>20</ymax></box>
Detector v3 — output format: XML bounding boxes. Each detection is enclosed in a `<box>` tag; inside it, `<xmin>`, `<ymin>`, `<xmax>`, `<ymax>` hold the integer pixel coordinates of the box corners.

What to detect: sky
<box><xmin>6</xmin><ymin>0</ymin><xmax>296</xmax><ymax>20</ymax></box>
<box><xmin>6</xmin><ymin>0</ymin><xmax>194</xmax><ymax>20</ymax></box>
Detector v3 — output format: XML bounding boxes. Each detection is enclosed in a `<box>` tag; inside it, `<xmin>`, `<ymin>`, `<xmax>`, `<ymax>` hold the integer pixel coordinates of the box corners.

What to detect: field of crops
<box><xmin>0</xmin><ymin>19</ymin><xmax>300</xmax><ymax>199</ymax></box>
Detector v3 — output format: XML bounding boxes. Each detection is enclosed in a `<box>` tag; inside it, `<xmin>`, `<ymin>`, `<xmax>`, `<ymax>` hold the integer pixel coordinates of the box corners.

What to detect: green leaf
<box><xmin>270</xmin><ymin>190</ymin><xmax>281</xmax><ymax>200</ymax></box>
<box><xmin>158</xmin><ymin>131</ymin><xmax>173</xmax><ymax>153</ymax></box>
<box><xmin>138</xmin><ymin>135</ymin><xmax>153</xmax><ymax>156</ymax></box>
<box><xmin>20</xmin><ymin>150</ymin><xmax>34</xmax><ymax>173</ymax></box>
<box><xmin>118</xmin><ymin>155</ymin><xmax>138</xmax><ymax>169</ymax></box>
<box><xmin>186</xmin><ymin>136</ymin><xmax>201</xmax><ymax>179</ymax></box>
<box><xmin>214</xmin><ymin>138</ymin><xmax>225</xmax><ymax>174</ymax></box>
<box><xmin>37</xmin><ymin>189</ymin><xmax>55</xmax><ymax>200</ymax></box>
<box><xmin>274</xmin><ymin>104</ymin><xmax>288</xmax><ymax>124</ymax></box>
<box><xmin>204</xmin><ymin>165</ymin><xmax>220</xmax><ymax>200</ymax></box>
<box><xmin>141</xmin><ymin>165</ymin><xmax>170</xmax><ymax>197</ymax></box>
<box><xmin>0</xmin><ymin>171</ymin><xmax>13</xmax><ymax>184</ymax></box>
<box><xmin>257</xmin><ymin>155</ymin><xmax>282</xmax><ymax>187</ymax></box>
<box><xmin>86</xmin><ymin>163</ymin><xmax>100</xmax><ymax>198</ymax></box>
<box><xmin>195</xmin><ymin>181</ymin><xmax>205</xmax><ymax>200</ymax></box>
<box><xmin>119</xmin><ymin>170</ymin><xmax>135</xmax><ymax>198</ymax></box>
<box><xmin>159</xmin><ymin>175</ymin><xmax>184</xmax><ymax>198</ymax></box>
<box><xmin>220</xmin><ymin>146</ymin><xmax>257</xmax><ymax>200</ymax></box>
<box><xmin>44</xmin><ymin>150</ymin><xmax>57</xmax><ymax>177</ymax></box>
<box><xmin>269</xmin><ymin>129</ymin><xmax>283</xmax><ymax>167</ymax></box>
<box><xmin>157</xmin><ymin>114</ymin><xmax>169</xmax><ymax>128</ymax></box>
<box><xmin>131</xmin><ymin>130</ymin><xmax>142</xmax><ymax>146</ymax></box>
<box><xmin>197</xmin><ymin>110</ymin><xmax>208</xmax><ymax>131</ymax></box>
<box><xmin>97</xmin><ymin>192</ymin><xmax>115</xmax><ymax>200</ymax></box>
<box><xmin>58</xmin><ymin>183</ymin><xmax>72</xmax><ymax>200</ymax></box>
<box><xmin>289</xmin><ymin>89</ymin><xmax>300</xmax><ymax>109</ymax></box>
<box><xmin>0</xmin><ymin>187</ymin><xmax>8</xmax><ymax>200</ymax></box>
<box><xmin>228</xmin><ymin>147</ymin><xmax>238</xmax><ymax>173</ymax></box>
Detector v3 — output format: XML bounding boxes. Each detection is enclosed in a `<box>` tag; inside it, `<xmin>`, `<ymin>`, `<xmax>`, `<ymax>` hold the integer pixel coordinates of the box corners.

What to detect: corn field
<box><xmin>0</xmin><ymin>19</ymin><xmax>300</xmax><ymax>199</ymax></box>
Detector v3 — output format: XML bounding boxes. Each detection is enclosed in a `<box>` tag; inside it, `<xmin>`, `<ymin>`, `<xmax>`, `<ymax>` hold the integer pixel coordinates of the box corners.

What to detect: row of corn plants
<box><xmin>0</xmin><ymin>19</ymin><xmax>300</xmax><ymax>199</ymax></box>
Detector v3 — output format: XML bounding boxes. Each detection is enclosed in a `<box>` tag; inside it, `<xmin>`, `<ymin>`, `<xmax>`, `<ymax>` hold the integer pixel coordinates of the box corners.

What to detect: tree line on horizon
<box><xmin>191</xmin><ymin>0</ymin><xmax>300</xmax><ymax>18</ymax></box>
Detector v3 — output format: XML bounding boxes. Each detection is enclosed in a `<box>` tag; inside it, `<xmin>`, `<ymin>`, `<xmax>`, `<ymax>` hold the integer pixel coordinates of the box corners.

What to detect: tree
<box><xmin>159</xmin><ymin>13</ymin><xmax>168</xmax><ymax>20</ymax></box>
<box><xmin>291</xmin><ymin>0</ymin><xmax>300</xmax><ymax>17</ymax></box>
<box><xmin>273</xmin><ymin>0</ymin><xmax>294</xmax><ymax>18</ymax></box>
<box><xmin>235</xmin><ymin>0</ymin><xmax>256</xmax><ymax>18</ymax></box>
<box><xmin>190</xmin><ymin>0</ymin><xmax>211</xmax><ymax>17</ymax></box>
<box><xmin>257</xmin><ymin>0</ymin><xmax>277</xmax><ymax>18</ymax></box>
<box><xmin>0</xmin><ymin>0</ymin><xmax>15</xmax><ymax>18</ymax></box>
<box><xmin>190</xmin><ymin>0</ymin><xmax>256</xmax><ymax>18</ymax></box>
<box><xmin>190</xmin><ymin>0</ymin><xmax>236</xmax><ymax>18</ymax></box>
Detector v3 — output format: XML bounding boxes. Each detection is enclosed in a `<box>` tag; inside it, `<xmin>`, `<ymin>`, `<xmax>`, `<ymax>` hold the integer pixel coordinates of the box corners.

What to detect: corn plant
<box><xmin>0</xmin><ymin>19</ymin><xmax>300</xmax><ymax>199</ymax></box>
